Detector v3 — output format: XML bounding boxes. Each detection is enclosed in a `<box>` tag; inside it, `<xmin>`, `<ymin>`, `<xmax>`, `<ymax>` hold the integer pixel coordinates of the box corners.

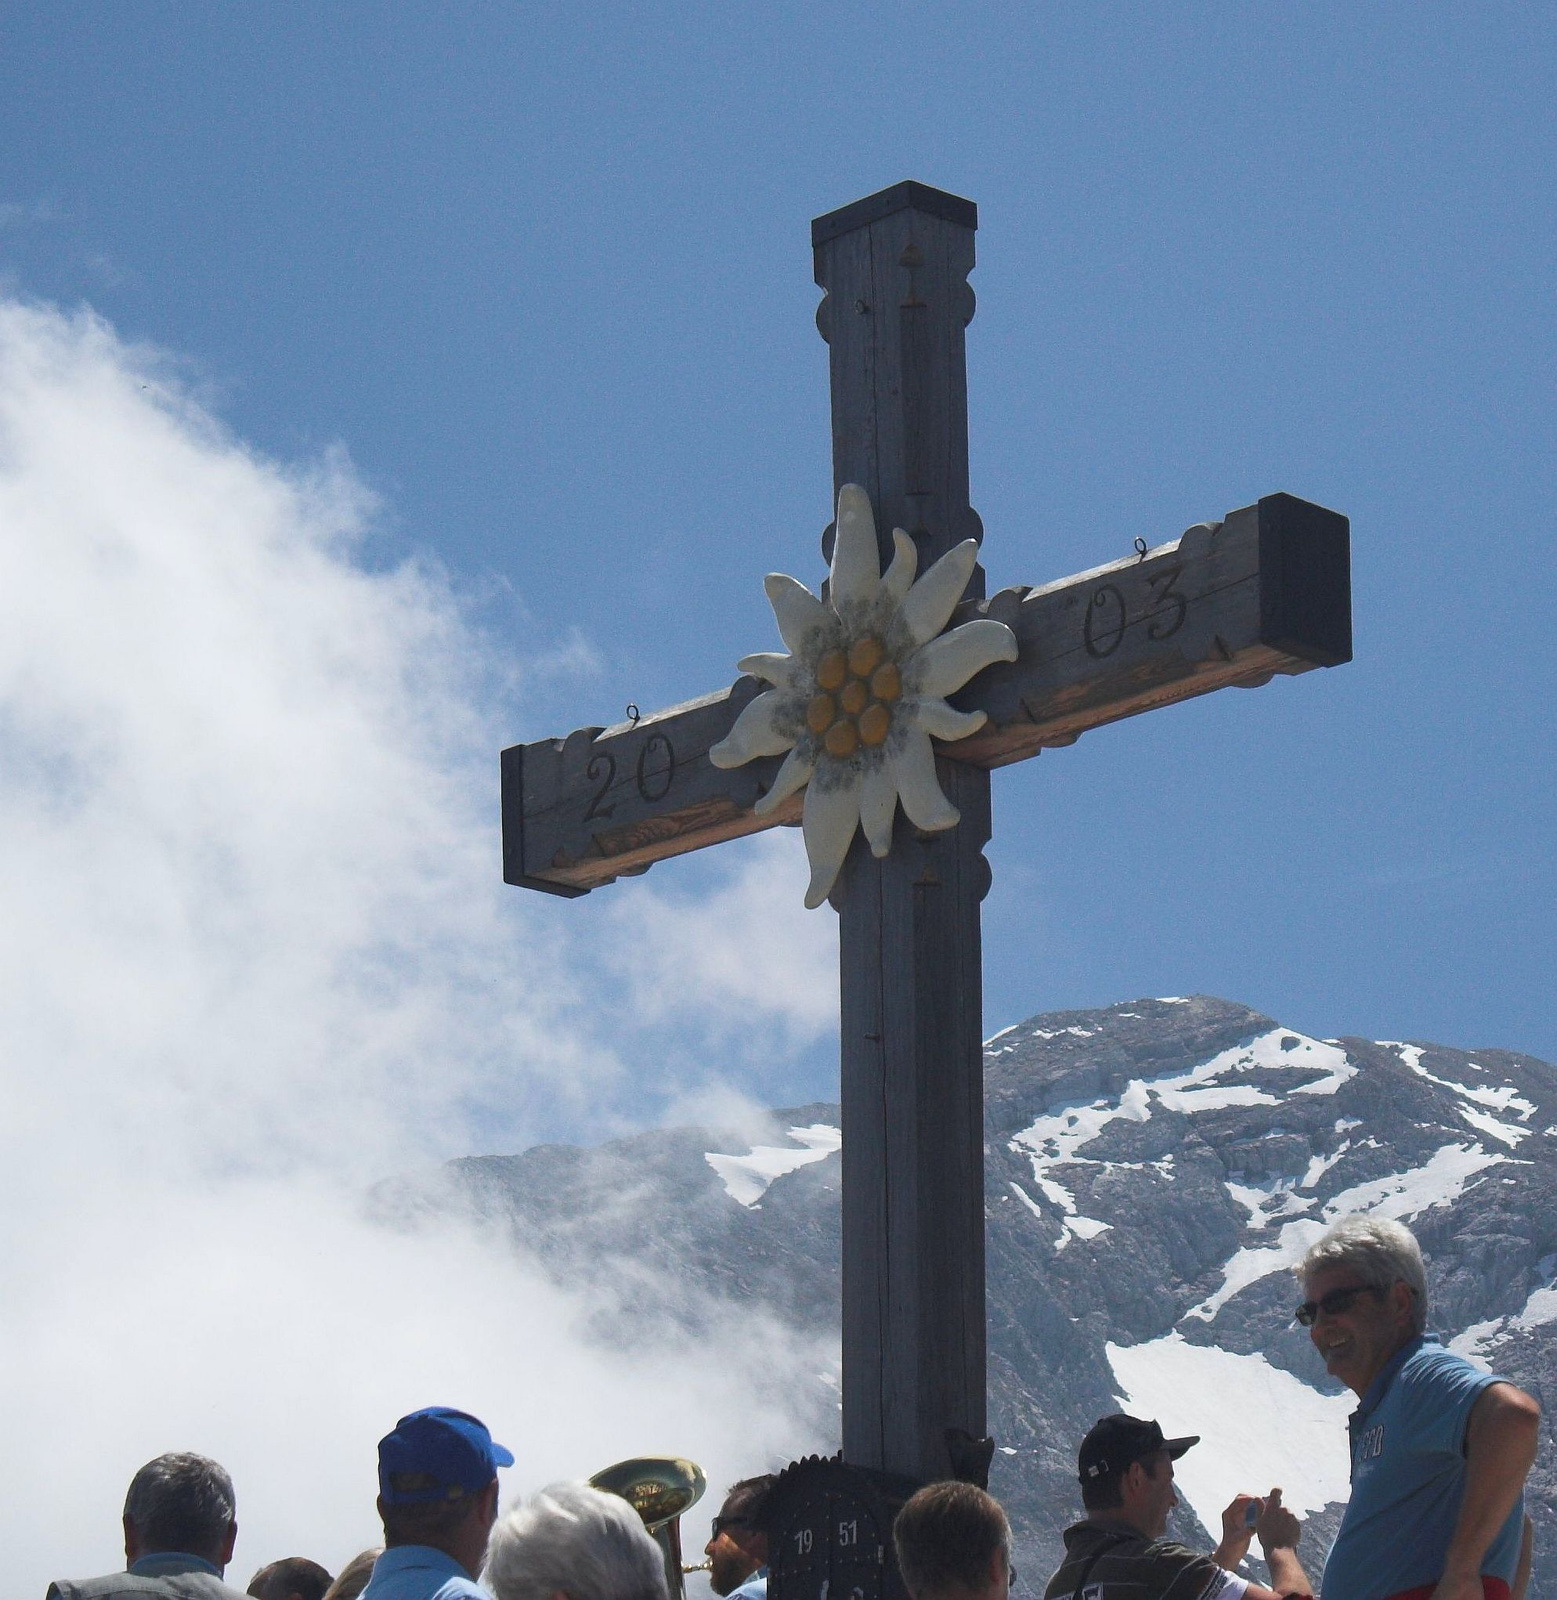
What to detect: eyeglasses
<box><xmin>711</xmin><ymin>1516</ymin><xmax>753</xmax><ymax>1540</ymax></box>
<box><xmin>1294</xmin><ymin>1283</ymin><xmax>1384</xmax><ymax>1325</ymax></box>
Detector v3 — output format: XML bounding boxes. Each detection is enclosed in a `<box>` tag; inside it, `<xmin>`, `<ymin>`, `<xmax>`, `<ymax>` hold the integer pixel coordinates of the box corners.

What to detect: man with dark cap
<box><xmin>47</xmin><ymin>1451</ymin><xmax>250</xmax><ymax>1600</ymax></box>
<box><xmin>1041</xmin><ymin>1414</ymin><xmax>1315</xmax><ymax>1600</ymax></box>
<box><xmin>359</xmin><ymin>1406</ymin><xmax>515</xmax><ymax>1600</ymax></box>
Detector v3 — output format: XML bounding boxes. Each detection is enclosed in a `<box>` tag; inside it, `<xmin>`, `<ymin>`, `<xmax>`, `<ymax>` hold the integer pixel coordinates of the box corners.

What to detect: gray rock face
<box><xmin>377</xmin><ymin>996</ymin><xmax>1557</xmax><ymax>1592</ymax></box>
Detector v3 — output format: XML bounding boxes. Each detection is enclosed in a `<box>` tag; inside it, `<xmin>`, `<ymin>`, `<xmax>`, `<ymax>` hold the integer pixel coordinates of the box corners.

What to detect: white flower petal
<box><xmin>830</xmin><ymin>483</ymin><xmax>881</xmax><ymax>609</ymax></box>
<box><xmin>911</xmin><ymin>618</ymin><xmax>1018</xmax><ymax>696</ymax></box>
<box><xmin>802</xmin><ymin>778</ymin><xmax>861</xmax><ymax>908</ymax></box>
<box><xmin>708</xmin><ymin>690</ymin><xmax>793</xmax><ymax>769</ymax></box>
<box><xmin>898</xmin><ymin>538</ymin><xmax>981</xmax><ymax>645</ymax></box>
<box><xmin>889</xmin><ymin>728</ymin><xmax>961</xmax><ymax>833</ymax></box>
<box><xmin>764</xmin><ymin>573</ymin><xmax>827</xmax><ymax>655</ymax></box>
<box><xmin>882</xmin><ymin>528</ymin><xmax>918</xmax><ymax>604</ymax></box>
<box><xmin>737</xmin><ymin>651</ymin><xmax>798</xmax><ymax>688</ymax></box>
<box><xmin>754</xmin><ymin>743</ymin><xmax>815</xmax><ymax>815</ymax></box>
<box><xmin>859</xmin><ymin>763</ymin><xmax>898</xmax><ymax>858</ymax></box>
<box><xmin>912</xmin><ymin>698</ymin><xmax>988</xmax><ymax>743</ymax></box>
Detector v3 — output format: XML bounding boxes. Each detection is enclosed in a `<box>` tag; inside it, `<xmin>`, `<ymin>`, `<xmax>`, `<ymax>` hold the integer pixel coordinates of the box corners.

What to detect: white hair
<box><xmin>1294</xmin><ymin>1214</ymin><xmax>1428</xmax><ymax>1333</ymax></box>
<box><xmin>484</xmin><ymin>1482</ymin><xmax>669</xmax><ymax>1600</ymax></box>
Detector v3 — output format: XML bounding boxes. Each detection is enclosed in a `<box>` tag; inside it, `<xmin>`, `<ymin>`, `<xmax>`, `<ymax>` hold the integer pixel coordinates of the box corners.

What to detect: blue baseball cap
<box><xmin>378</xmin><ymin>1407</ymin><xmax>515</xmax><ymax>1504</ymax></box>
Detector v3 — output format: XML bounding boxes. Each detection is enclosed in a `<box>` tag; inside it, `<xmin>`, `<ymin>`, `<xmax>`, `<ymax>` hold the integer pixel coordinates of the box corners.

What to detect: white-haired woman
<box><xmin>484</xmin><ymin>1483</ymin><xmax>669</xmax><ymax>1600</ymax></box>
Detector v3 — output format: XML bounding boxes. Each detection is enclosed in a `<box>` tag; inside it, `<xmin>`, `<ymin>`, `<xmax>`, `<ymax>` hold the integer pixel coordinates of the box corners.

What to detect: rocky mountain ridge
<box><xmin>379</xmin><ymin>995</ymin><xmax>1557</xmax><ymax>1590</ymax></box>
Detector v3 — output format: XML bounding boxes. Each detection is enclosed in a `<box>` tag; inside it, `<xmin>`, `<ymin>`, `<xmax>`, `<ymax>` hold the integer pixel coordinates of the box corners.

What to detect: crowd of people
<box><xmin>46</xmin><ymin>1216</ymin><xmax>1541</xmax><ymax>1600</ymax></box>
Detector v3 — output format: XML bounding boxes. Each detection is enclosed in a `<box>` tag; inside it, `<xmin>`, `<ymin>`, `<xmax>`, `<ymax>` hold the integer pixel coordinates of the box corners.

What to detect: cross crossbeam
<box><xmin>502</xmin><ymin>492</ymin><xmax>1348</xmax><ymax>897</ymax></box>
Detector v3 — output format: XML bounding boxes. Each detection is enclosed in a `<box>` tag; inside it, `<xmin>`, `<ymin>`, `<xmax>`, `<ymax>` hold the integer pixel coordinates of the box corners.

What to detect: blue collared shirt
<box><xmin>727</xmin><ymin>1567</ymin><xmax>767</xmax><ymax>1600</ymax></box>
<box><xmin>1321</xmin><ymin>1334</ymin><xmax>1522</xmax><ymax>1600</ymax></box>
<box><xmin>360</xmin><ymin>1545</ymin><xmax>491</xmax><ymax>1600</ymax></box>
<box><xmin>129</xmin><ymin>1555</ymin><xmax>224</xmax><ymax>1579</ymax></box>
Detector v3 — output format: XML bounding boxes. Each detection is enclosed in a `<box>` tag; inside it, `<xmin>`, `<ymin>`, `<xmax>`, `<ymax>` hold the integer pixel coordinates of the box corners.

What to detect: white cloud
<box><xmin>0</xmin><ymin>297</ymin><xmax>604</xmax><ymax>1178</ymax></box>
<box><xmin>0</xmin><ymin>298</ymin><xmax>833</xmax><ymax>1592</ymax></box>
<box><xmin>602</xmin><ymin>829</ymin><xmax>839</xmax><ymax>1046</ymax></box>
<box><xmin>16</xmin><ymin>1174</ymin><xmax>833</xmax><ymax>1585</ymax></box>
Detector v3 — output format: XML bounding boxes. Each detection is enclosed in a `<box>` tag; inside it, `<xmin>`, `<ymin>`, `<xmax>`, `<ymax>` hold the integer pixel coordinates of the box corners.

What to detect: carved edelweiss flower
<box><xmin>710</xmin><ymin>484</ymin><xmax>1018</xmax><ymax>908</ymax></box>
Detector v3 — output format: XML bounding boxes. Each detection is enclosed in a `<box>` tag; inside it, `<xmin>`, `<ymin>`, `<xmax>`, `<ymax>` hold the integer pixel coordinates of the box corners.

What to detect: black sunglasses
<box><xmin>1294</xmin><ymin>1283</ymin><xmax>1384</xmax><ymax>1325</ymax></box>
<box><xmin>711</xmin><ymin>1516</ymin><xmax>753</xmax><ymax>1539</ymax></box>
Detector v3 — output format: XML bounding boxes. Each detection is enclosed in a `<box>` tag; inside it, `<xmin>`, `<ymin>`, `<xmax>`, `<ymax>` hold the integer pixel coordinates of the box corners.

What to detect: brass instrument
<box><xmin>590</xmin><ymin>1456</ymin><xmax>708</xmax><ymax>1600</ymax></box>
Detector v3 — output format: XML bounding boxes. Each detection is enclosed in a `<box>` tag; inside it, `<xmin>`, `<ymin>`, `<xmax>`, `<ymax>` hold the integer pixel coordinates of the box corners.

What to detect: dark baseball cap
<box><xmin>1078</xmin><ymin>1414</ymin><xmax>1199</xmax><ymax>1484</ymax></box>
<box><xmin>378</xmin><ymin>1407</ymin><xmax>515</xmax><ymax>1504</ymax></box>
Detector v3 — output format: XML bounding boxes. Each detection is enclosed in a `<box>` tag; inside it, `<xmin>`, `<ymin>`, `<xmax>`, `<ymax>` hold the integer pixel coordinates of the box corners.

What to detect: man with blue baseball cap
<box><xmin>359</xmin><ymin>1407</ymin><xmax>516</xmax><ymax>1600</ymax></box>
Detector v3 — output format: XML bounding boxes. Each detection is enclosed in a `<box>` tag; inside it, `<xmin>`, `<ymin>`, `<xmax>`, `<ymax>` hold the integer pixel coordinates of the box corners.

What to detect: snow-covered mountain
<box><xmin>381</xmin><ymin>996</ymin><xmax>1557</xmax><ymax>1589</ymax></box>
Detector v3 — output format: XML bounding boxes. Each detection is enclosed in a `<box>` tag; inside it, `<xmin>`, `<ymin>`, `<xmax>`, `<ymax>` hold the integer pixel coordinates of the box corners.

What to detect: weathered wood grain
<box><xmin>818</xmin><ymin>184</ymin><xmax>990</xmax><ymax>1484</ymax></box>
<box><xmin>500</xmin><ymin>492</ymin><xmax>1349</xmax><ymax>894</ymax></box>
<box><xmin>501</xmin><ymin>677</ymin><xmax>793</xmax><ymax>895</ymax></box>
<box><xmin>950</xmin><ymin>490</ymin><xmax>1350</xmax><ymax>766</ymax></box>
<box><xmin>836</xmin><ymin>760</ymin><xmax>991</xmax><ymax>1481</ymax></box>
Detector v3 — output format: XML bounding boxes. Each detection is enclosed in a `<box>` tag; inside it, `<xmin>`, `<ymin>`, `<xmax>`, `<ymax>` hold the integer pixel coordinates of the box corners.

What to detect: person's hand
<box><xmin>1219</xmin><ymin>1494</ymin><xmax>1259</xmax><ymax>1550</ymax></box>
<box><xmin>1255</xmin><ymin>1488</ymin><xmax>1301</xmax><ymax>1552</ymax></box>
<box><xmin>1211</xmin><ymin>1495</ymin><xmax>1259</xmax><ymax>1570</ymax></box>
<box><xmin>1427</xmin><ymin>1572</ymin><xmax>1489</xmax><ymax>1600</ymax></box>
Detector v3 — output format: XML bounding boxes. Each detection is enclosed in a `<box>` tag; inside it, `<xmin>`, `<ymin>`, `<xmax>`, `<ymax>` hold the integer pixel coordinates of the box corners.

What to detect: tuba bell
<box><xmin>590</xmin><ymin>1456</ymin><xmax>708</xmax><ymax>1600</ymax></box>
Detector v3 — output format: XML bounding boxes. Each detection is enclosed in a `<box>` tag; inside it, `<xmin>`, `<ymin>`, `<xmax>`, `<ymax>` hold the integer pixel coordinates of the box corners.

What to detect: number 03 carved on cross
<box><xmin>501</xmin><ymin>180</ymin><xmax>1351</xmax><ymax>1488</ymax></box>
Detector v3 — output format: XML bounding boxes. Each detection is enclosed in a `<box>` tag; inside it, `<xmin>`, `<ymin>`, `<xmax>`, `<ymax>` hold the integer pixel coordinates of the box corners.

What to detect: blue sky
<box><xmin>3</xmin><ymin>2</ymin><xmax>1553</xmax><ymax>1097</ymax></box>
<box><xmin>1</xmin><ymin>8</ymin><xmax>1554</xmax><ymax>1578</ymax></box>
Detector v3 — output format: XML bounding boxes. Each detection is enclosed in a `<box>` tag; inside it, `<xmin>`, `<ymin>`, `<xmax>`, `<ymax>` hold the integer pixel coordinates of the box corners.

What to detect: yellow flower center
<box><xmin>811</xmin><ymin>633</ymin><xmax>897</xmax><ymax>756</ymax></box>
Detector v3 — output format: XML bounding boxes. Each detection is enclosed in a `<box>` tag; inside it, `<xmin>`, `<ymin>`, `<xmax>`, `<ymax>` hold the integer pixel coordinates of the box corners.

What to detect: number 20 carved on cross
<box><xmin>1082</xmin><ymin>563</ymin><xmax>1187</xmax><ymax>658</ymax></box>
<box><xmin>582</xmin><ymin>732</ymin><xmax>677</xmax><ymax>820</ymax></box>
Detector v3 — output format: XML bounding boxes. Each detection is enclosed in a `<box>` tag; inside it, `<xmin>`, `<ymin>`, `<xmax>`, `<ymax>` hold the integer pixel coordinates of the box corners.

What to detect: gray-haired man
<box><xmin>47</xmin><ymin>1452</ymin><xmax>249</xmax><ymax>1599</ymax></box>
<box><xmin>1295</xmin><ymin>1214</ymin><xmax>1540</xmax><ymax>1600</ymax></box>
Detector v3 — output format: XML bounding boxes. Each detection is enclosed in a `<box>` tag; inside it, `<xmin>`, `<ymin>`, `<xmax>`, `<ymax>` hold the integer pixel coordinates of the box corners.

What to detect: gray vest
<box><xmin>48</xmin><ymin>1571</ymin><xmax>250</xmax><ymax>1600</ymax></box>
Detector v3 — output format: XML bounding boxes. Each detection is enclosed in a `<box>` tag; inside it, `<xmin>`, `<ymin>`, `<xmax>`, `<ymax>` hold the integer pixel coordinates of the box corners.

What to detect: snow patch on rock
<box><xmin>1456</xmin><ymin>1104</ymin><xmax>1529</xmax><ymax>1147</ymax></box>
<box><xmin>1107</xmin><ymin>1331</ymin><xmax>1353</xmax><ymax>1534</ymax></box>
<box><xmin>1188</xmin><ymin>1143</ymin><xmax>1507</xmax><ymax>1319</ymax></box>
<box><xmin>1325</xmin><ymin>1141</ymin><xmax>1505</xmax><ymax>1220</ymax></box>
<box><xmin>705</xmin><ymin>1123</ymin><xmax>841</xmax><ymax>1207</ymax></box>
<box><xmin>1302</xmin><ymin>1143</ymin><xmax>1350</xmax><ymax>1187</ymax></box>
<box><xmin>1012</xmin><ymin>1029</ymin><xmax>1357</xmax><ymax>1203</ymax></box>
<box><xmin>1450</xmin><ymin>1255</ymin><xmax>1557</xmax><ymax>1369</ymax></box>
<box><xmin>1383</xmin><ymin>1042</ymin><xmax>1537</xmax><ymax>1131</ymax></box>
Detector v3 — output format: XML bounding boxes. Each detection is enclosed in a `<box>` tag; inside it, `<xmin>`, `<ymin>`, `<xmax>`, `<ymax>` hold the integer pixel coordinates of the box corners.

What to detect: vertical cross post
<box><xmin>814</xmin><ymin>183</ymin><xmax>989</xmax><ymax>1483</ymax></box>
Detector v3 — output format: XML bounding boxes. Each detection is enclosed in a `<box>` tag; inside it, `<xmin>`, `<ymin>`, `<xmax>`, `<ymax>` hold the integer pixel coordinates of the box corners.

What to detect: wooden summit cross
<box><xmin>501</xmin><ymin>181</ymin><xmax>1350</xmax><ymax>1485</ymax></box>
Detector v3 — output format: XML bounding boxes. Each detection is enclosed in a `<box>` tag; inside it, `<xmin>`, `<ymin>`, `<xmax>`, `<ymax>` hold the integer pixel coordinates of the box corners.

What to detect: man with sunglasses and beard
<box><xmin>1294</xmin><ymin>1215</ymin><xmax>1540</xmax><ymax>1600</ymax></box>
<box><xmin>702</xmin><ymin>1478</ymin><xmax>774</xmax><ymax>1600</ymax></box>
